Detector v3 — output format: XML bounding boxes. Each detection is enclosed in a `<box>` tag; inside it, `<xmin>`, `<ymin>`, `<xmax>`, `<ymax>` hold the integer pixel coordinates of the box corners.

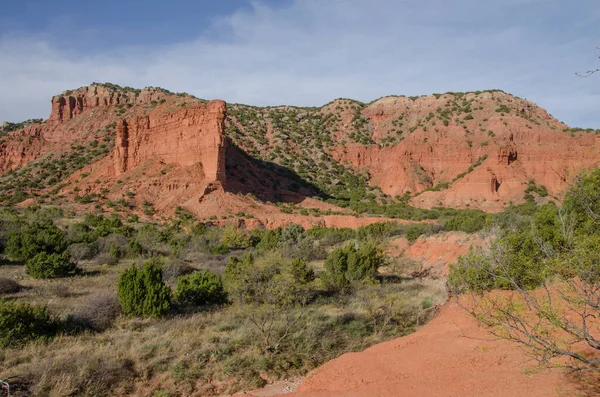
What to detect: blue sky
<box><xmin>1</xmin><ymin>0</ymin><xmax>599</xmax><ymax>127</ymax></box>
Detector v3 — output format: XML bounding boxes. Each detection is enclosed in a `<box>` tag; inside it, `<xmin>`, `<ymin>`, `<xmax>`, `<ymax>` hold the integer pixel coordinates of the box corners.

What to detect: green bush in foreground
<box><xmin>118</xmin><ymin>259</ymin><xmax>171</xmax><ymax>317</ymax></box>
<box><xmin>0</xmin><ymin>299</ymin><xmax>57</xmax><ymax>347</ymax></box>
<box><xmin>25</xmin><ymin>252</ymin><xmax>78</xmax><ymax>279</ymax></box>
<box><xmin>174</xmin><ymin>270</ymin><xmax>227</xmax><ymax>306</ymax></box>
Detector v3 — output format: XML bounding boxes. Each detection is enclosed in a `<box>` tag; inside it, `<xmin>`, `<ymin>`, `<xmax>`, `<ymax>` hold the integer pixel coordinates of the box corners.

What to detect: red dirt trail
<box><xmin>251</xmin><ymin>300</ymin><xmax>575</xmax><ymax>397</ymax></box>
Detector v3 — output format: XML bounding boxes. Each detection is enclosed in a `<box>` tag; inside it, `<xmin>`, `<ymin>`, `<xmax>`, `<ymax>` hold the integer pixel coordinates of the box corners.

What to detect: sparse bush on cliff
<box><xmin>118</xmin><ymin>259</ymin><xmax>171</xmax><ymax>317</ymax></box>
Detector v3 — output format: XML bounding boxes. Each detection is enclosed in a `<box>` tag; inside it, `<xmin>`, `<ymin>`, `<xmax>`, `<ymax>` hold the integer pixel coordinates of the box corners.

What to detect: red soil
<box><xmin>255</xmin><ymin>300</ymin><xmax>574</xmax><ymax>397</ymax></box>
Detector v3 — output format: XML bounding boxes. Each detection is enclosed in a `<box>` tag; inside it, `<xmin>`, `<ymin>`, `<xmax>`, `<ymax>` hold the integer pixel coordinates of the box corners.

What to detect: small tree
<box><xmin>449</xmin><ymin>169</ymin><xmax>600</xmax><ymax>377</ymax></box>
<box><xmin>221</xmin><ymin>224</ymin><xmax>250</xmax><ymax>250</ymax></box>
<box><xmin>5</xmin><ymin>219</ymin><xmax>68</xmax><ymax>261</ymax></box>
<box><xmin>321</xmin><ymin>242</ymin><xmax>386</xmax><ymax>292</ymax></box>
<box><xmin>117</xmin><ymin>259</ymin><xmax>171</xmax><ymax>317</ymax></box>
<box><xmin>174</xmin><ymin>270</ymin><xmax>227</xmax><ymax>306</ymax></box>
<box><xmin>26</xmin><ymin>252</ymin><xmax>78</xmax><ymax>279</ymax></box>
<box><xmin>223</xmin><ymin>253</ymin><xmax>316</xmax><ymax>352</ymax></box>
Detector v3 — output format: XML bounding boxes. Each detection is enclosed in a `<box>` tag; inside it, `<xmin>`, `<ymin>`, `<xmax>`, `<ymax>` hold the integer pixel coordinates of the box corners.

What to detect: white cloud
<box><xmin>0</xmin><ymin>0</ymin><xmax>599</xmax><ymax>127</ymax></box>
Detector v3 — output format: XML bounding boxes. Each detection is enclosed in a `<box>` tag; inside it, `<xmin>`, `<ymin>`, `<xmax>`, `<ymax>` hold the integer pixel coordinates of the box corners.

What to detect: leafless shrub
<box><xmin>201</xmin><ymin>256</ymin><xmax>228</xmax><ymax>274</ymax></box>
<box><xmin>162</xmin><ymin>259</ymin><xmax>195</xmax><ymax>283</ymax></box>
<box><xmin>72</xmin><ymin>293</ymin><xmax>121</xmax><ymax>331</ymax></box>
<box><xmin>97</xmin><ymin>233</ymin><xmax>128</xmax><ymax>253</ymax></box>
<box><xmin>47</xmin><ymin>282</ymin><xmax>72</xmax><ymax>298</ymax></box>
<box><xmin>67</xmin><ymin>243</ymin><xmax>97</xmax><ymax>262</ymax></box>
<box><xmin>91</xmin><ymin>252</ymin><xmax>118</xmax><ymax>266</ymax></box>
<box><xmin>0</xmin><ymin>277</ymin><xmax>21</xmax><ymax>294</ymax></box>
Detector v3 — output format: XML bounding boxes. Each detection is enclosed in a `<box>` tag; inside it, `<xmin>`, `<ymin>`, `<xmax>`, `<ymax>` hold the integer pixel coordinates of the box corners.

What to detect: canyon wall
<box><xmin>113</xmin><ymin>100</ymin><xmax>227</xmax><ymax>186</ymax></box>
<box><xmin>329</xmin><ymin>93</ymin><xmax>600</xmax><ymax>210</ymax></box>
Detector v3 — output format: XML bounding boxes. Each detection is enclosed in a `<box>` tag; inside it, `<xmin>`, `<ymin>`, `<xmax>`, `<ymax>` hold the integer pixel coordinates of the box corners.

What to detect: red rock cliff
<box><xmin>113</xmin><ymin>100</ymin><xmax>227</xmax><ymax>186</ymax></box>
<box><xmin>327</xmin><ymin>92</ymin><xmax>600</xmax><ymax>211</ymax></box>
<box><xmin>48</xmin><ymin>84</ymin><xmax>168</xmax><ymax>123</ymax></box>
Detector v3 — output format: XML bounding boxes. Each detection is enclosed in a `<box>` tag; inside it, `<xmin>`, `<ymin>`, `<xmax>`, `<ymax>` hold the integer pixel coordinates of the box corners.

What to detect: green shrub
<box><xmin>357</xmin><ymin>222</ymin><xmax>401</xmax><ymax>240</ymax></box>
<box><xmin>0</xmin><ymin>299</ymin><xmax>57</xmax><ymax>347</ymax></box>
<box><xmin>563</xmin><ymin>168</ymin><xmax>600</xmax><ymax>234</ymax></box>
<box><xmin>223</xmin><ymin>252</ymin><xmax>316</xmax><ymax>311</ymax></box>
<box><xmin>404</xmin><ymin>224</ymin><xmax>429</xmax><ymax>242</ymax></box>
<box><xmin>174</xmin><ymin>270</ymin><xmax>227</xmax><ymax>306</ymax></box>
<box><xmin>448</xmin><ymin>230</ymin><xmax>550</xmax><ymax>293</ymax></box>
<box><xmin>321</xmin><ymin>242</ymin><xmax>385</xmax><ymax>292</ymax></box>
<box><xmin>495</xmin><ymin>104</ymin><xmax>511</xmax><ymax>113</ymax></box>
<box><xmin>26</xmin><ymin>252</ymin><xmax>78</xmax><ymax>279</ymax></box>
<box><xmin>307</xmin><ymin>227</ymin><xmax>356</xmax><ymax>245</ymax></box>
<box><xmin>117</xmin><ymin>259</ymin><xmax>171</xmax><ymax>317</ymax></box>
<box><xmin>221</xmin><ymin>225</ymin><xmax>250</xmax><ymax>250</ymax></box>
<box><xmin>444</xmin><ymin>211</ymin><xmax>490</xmax><ymax>233</ymax></box>
<box><xmin>253</xmin><ymin>228</ymin><xmax>282</xmax><ymax>251</ymax></box>
<box><xmin>279</xmin><ymin>223</ymin><xmax>305</xmax><ymax>245</ymax></box>
<box><xmin>5</xmin><ymin>219</ymin><xmax>68</xmax><ymax>260</ymax></box>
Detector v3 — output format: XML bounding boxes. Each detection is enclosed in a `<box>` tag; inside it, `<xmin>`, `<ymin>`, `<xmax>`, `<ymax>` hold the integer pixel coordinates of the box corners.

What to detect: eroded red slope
<box><xmin>263</xmin><ymin>300</ymin><xmax>573</xmax><ymax>397</ymax></box>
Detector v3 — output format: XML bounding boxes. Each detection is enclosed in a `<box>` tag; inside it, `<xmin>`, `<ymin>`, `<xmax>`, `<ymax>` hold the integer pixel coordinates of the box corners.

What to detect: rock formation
<box><xmin>48</xmin><ymin>84</ymin><xmax>168</xmax><ymax>123</ymax></box>
<box><xmin>113</xmin><ymin>100</ymin><xmax>227</xmax><ymax>187</ymax></box>
<box><xmin>2</xmin><ymin>84</ymin><xmax>600</xmax><ymax>217</ymax></box>
<box><xmin>323</xmin><ymin>92</ymin><xmax>600</xmax><ymax>211</ymax></box>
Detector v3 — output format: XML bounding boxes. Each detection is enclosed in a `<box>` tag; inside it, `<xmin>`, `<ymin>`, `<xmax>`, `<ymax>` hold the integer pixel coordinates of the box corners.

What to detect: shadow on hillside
<box><xmin>224</xmin><ymin>143</ymin><xmax>330</xmax><ymax>204</ymax></box>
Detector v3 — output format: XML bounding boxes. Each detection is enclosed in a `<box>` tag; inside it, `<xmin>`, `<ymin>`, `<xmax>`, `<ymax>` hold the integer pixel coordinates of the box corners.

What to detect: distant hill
<box><xmin>1</xmin><ymin>83</ymin><xmax>598</xmax><ymax>226</ymax></box>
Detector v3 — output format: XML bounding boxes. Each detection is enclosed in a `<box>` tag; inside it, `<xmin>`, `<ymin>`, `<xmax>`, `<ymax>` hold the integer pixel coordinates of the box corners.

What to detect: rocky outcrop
<box><xmin>0</xmin><ymin>124</ymin><xmax>46</xmax><ymax>174</ymax></box>
<box><xmin>49</xmin><ymin>84</ymin><xmax>168</xmax><ymax>123</ymax></box>
<box><xmin>497</xmin><ymin>144</ymin><xmax>518</xmax><ymax>165</ymax></box>
<box><xmin>113</xmin><ymin>100</ymin><xmax>227</xmax><ymax>187</ymax></box>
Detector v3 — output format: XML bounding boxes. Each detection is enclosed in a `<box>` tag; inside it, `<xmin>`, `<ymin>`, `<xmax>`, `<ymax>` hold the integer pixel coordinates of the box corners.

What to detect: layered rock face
<box><xmin>48</xmin><ymin>85</ymin><xmax>168</xmax><ymax>123</ymax></box>
<box><xmin>3</xmin><ymin>85</ymin><xmax>600</xmax><ymax>216</ymax></box>
<box><xmin>328</xmin><ymin>92</ymin><xmax>600</xmax><ymax>210</ymax></box>
<box><xmin>113</xmin><ymin>100</ymin><xmax>227</xmax><ymax>187</ymax></box>
<box><xmin>0</xmin><ymin>84</ymin><xmax>172</xmax><ymax>174</ymax></box>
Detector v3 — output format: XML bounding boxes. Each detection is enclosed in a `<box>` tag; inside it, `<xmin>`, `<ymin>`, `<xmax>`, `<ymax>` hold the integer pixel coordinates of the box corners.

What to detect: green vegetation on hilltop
<box><xmin>224</xmin><ymin>90</ymin><xmax>556</xmax><ymax>217</ymax></box>
<box><xmin>226</xmin><ymin>104</ymin><xmax>382</xmax><ymax>203</ymax></box>
<box><xmin>0</xmin><ymin>119</ymin><xmax>44</xmax><ymax>135</ymax></box>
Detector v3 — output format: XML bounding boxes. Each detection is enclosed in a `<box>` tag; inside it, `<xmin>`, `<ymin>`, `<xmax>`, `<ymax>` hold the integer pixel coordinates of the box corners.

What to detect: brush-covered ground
<box><xmin>0</xmin><ymin>206</ymin><xmax>459</xmax><ymax>397</ymax></box>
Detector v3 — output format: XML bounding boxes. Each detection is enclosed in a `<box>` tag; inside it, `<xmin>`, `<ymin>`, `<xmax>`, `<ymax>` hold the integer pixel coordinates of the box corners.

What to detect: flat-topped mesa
<box><xmin>49</xmin><ymin>84</ymin><xmax>169</xmax><ymax>122</ymax></box>
<box><xmin>114</xmin><ymin>100</ymin><xmax>227</xmax><ymax>186</ymax></box>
